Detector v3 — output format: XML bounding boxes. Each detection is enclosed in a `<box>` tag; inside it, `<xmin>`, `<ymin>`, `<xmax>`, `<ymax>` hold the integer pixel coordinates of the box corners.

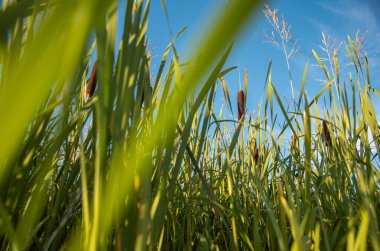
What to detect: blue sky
<box><xmin>142</xmin><ymin>0</ymin><xmax>380</xmax><ymax>122</ymax></box>
<box><xmin>4</xmin><ymin>0</ymin><xmax>377</xmax><ymax>123</ymax></box>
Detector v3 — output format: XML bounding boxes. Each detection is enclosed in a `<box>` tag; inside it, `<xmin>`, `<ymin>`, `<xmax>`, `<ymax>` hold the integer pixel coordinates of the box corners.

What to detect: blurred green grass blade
<box><xmin>16</xmin><ymin>114</ymin><xmax>79</xmax><ymax>249</ymax></box>
<box><xmin>168</xmin><ymin>44</ymin><xmax>233</xmax><ymax>201</ymax></box>
<box><xmin>1</xmin><ymin>0</ymin><xmax>378</xmax><ymax>250</ymax></box>
<box><xmin>100</xmin><ymin>1</ymin><xmax>260</xmax><ymax>246</ymax></box>
<box><xmin>0</xmin><ymin>0</ymin><xmax>50</xmax><ymax>40</ymax></box>
<box><xmin>0</xmin><ymin>0</ymin><xmax>104</xmax><ymax>185</ymax></box>
<box><xmin>354</xmin><ymin>210</ymin><xmax>369</xmax><ymax>251</ymax></box>
<box><xmin>0</xmin><ymin>200</ymin><xmax>19</xmax><ymax>250</ymax></box>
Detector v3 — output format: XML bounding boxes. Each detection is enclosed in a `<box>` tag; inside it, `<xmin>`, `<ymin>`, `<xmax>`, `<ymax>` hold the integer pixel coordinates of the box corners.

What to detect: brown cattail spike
<box><xmin>253</xmin><ymin>144</ymin><xmax>259</xmax><ymax>165</ymax></box>
<box><xmin>86</xmin><ymin>61</ymin><xmax>98</xmax><ymax>97</ymax></box>
<box><xmin>292</xmin><ymin>134</ymin><xmax>298</xmax><ymax>152</ymax></box>
<box><xmin>237</xmin><ymin>90</ymin><xmax>245</xmax><ymax>120</ymax></box>
<box><xmin>322</xmin><ymin>120</ymin><xmax>332</xmax><ymax>146</ymax></box>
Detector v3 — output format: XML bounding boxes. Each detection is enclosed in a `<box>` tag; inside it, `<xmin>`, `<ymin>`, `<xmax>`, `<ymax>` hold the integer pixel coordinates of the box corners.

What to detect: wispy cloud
<box><xmin>320</xmin><ymin>1</ymin><xmax>378</xmax><ymax>26</ymax></box>
<box><xmin>304</xmin><ymin>16</ymin><xmax>343</xmax><ymax>42</ymax></box>
<box><xmin>317</xmin><ymin>0</ymin><xmax>380</xmax><ymax>77</ymax></box>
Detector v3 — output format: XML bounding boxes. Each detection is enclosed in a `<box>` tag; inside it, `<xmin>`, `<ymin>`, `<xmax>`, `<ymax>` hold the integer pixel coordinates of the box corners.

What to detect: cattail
<box><xmin>253</xmin><ymin>143</ymin><xmax>259</xmax><ymax>165</ymax></box>
<box><xmin>322</xmin><ymin>120</ymin><xmax>332</xmax><ymax>146</ymax></box>
<box><xmin>210</xmin><ymin>185</ymin><xmax>215</xmax><ymax>196</ymax></box>
<box><xmin>86</xmin><ymin>61</ymin><xmax>98</xmax><ymax>97</ymax></box>
<box><xmin>292</xmin><ymin>134</ymin><xmax>298</xmax><ymax>151</ymax></box>
<box><xmin>237</xmin><ymin>90</ymin><xmax>245</xmax><ymax>120</ymax></box>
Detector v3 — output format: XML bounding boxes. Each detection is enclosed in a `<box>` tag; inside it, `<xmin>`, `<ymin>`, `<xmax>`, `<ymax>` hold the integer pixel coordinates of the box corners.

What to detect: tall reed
<box><xmin>0</xmin><ymin>1</ymin><xmax>378</xmax><ymax>250</ymax></box>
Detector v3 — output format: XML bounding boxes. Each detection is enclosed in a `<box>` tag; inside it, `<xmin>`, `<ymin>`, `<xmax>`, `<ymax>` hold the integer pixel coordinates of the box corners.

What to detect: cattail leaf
<box><xmin>307</xmin><ymin>80</ymin><xmax>332</xmax><ymax>108</ymax></box>
<box><xmin>297</xmin><ymin>59</ymin><xmax>309</xmax><ymax>109</ymax></box>
<box><xmin>221</xmin><ymin>77</ymin><xmax>234</xmax><ymax>116</ymax></box>
<box><xmin>347</xmin><ymin>35</ymin><xmax>363</xmax><ymax>74</ymax></box>
<box><xmin>271</xmin><ymin>83</ymin><xmax>297</xmax><ymax>136</ymax></box>
<box><xmin>263</xmin><ymin>59</ymin><xmax>272</xmax><ymax>89</ymax></box>
<box><xmin>303</xmin><ymin>93</ymin><xmax>311</xmax><ymax>207</ymax></box>
<box><xmin>353</xmin><ymin>210</ymin><xmax>369</xmax><ymax>251</ymax></box>
<box><xmin>218</xmin><ymin>66</ymin><xmax>238</xmax><ymax>78</ymax></box>
<box><xmin>346</xmin><ymin>43</ymin><xmax>357</xmax><ymax>71</ymax></box>
<box><xmin>244</xmin><ymin>66</ymin><xmax>248</xmax><ymax>102</ymax></box>
<box><xmin>280</xmin><ymin>197</ymin><xmax>305</xmax><ymax>251</ymax></box>
<box><xmin>312</xmin><ymin>49</ymin><xmax>330</xmax><ymax>81</ymax></box>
